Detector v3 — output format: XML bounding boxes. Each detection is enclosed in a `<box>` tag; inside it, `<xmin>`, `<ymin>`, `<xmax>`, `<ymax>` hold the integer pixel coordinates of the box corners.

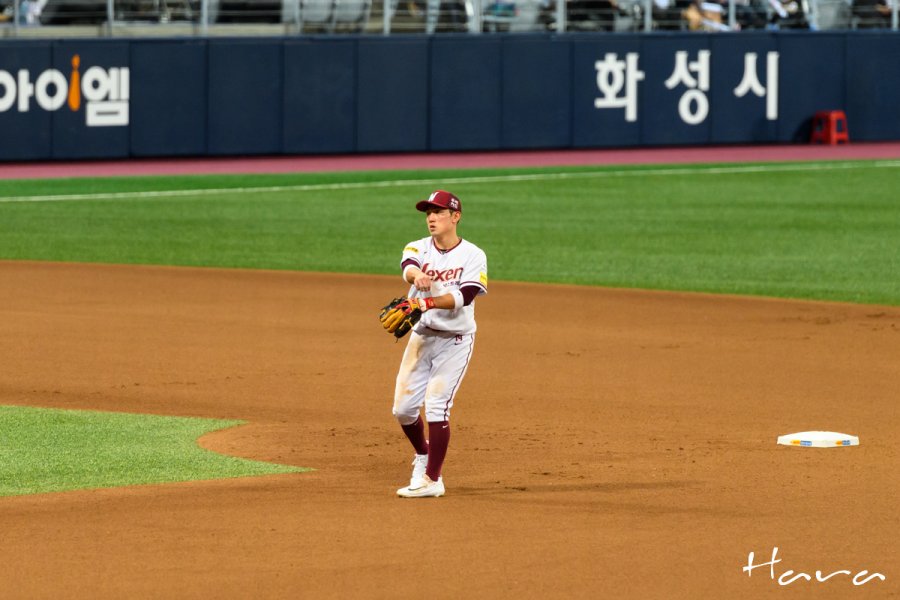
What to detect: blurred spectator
<box><xmin>24</xmin><ymin>0</ymin><xmax>45</xmax><ymax>23</ymax></box>
<box><xmin>484</xmin><ymin>0</ymin><xmax>515</xmax><ymax>17</ymax></box>
<box><xmin>401</xmin><ymin>0</ymin><xmax>469</xmax><ymax>32</ymax></box>
<box><xmin>0</xmin><ymin>0</ymin><xmax>46</xmax><ymax>24</ymax></box>
<box><xmin>766</xmin><ymin>0</ymin><xmax>808</xmax><ymax>27</ymax></box>
<box><xmin>683</xmin><ymin>0</ymin><xmax>737</xmax><ymax>29</ymax></box>
<box><xmin>735</xmin><ymin>0</ymin><xmax>768</xmax><ymax>27</ymax></box>
<box><xmin>568</xmin><ymin>0</ymin><xmax>620</xmax><ymax>30</ymax></box>
<box><xmin>435</xmin><ymin>0</ymin><xmax>467</xmax><ymax>31</ymax></box>
<box><xmin>853</xmin><ymin>0</ymin><xmax>892</xmax><ymax>27</ymax></box>
<box><xmin>653</xmin><ymin>0</ymin><xmax>691</xmax><ymax>29</ymax></box>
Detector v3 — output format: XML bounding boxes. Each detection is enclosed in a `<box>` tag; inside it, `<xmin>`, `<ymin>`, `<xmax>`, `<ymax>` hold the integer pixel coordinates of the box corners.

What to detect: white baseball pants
<box><xmin>392</xmin><ymin>328</ymin><xmax>475</xmax><ymax>425</ymax></box>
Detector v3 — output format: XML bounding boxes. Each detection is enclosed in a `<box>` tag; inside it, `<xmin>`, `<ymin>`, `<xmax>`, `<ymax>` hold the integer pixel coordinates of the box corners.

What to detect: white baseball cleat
<box><xmin>408</xmin><ymin>454</ymin><xmax>428</xmax><ymax>488</ymax></box>
<box><xmin>397</xmin><ymin>475</ymin><xmax>445</xmax><ymax>498</ymax></box>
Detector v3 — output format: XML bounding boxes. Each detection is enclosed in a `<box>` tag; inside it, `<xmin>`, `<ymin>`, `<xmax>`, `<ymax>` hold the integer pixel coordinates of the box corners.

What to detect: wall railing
<box><xmin>0</xmin><ymin>0</ymin><xmax>897</xmax><ymax>36</ymax></box>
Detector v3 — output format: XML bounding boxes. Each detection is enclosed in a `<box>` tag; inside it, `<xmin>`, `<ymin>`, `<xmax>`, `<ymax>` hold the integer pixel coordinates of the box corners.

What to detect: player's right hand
<box><xmin>397</xmin><ymin>297</ymin><xmax>434</xmax><ymax>314</ymax></box>
<box><xmin>413</xmin><ymin>273</ymin><xmax>433</xmax><ymax>292</ymax></box>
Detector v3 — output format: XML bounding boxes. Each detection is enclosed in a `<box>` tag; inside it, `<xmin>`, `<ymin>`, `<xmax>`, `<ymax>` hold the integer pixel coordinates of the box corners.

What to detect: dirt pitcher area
<box><xmin>0</xmin><ymin>259</ymin><xmax>897</xmax><ymax>599</ymax></box>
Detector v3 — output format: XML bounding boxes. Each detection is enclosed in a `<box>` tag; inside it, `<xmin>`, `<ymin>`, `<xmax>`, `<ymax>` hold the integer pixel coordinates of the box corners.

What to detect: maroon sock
<box><xmin>400</xmin><ymin>416</ymin><xmax>429</xmax><ymax>456</ymax></box>
<box><xmin>426</xmin><ymin>421</ymin><xmax>450</xmax><ymax>481</ymax></box>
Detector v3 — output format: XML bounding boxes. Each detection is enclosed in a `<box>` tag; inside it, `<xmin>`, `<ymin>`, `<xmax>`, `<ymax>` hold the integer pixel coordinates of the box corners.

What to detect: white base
<box><xmin>777</xmin><ymin>430</ymin><xmax>859</xmax><ymax>448</ymax></box>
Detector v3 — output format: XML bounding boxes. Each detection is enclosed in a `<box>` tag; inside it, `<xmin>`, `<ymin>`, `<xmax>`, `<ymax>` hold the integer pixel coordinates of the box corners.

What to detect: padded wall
<box><xmin>0</xmin><ymin>33</ymin><xmax>898</xmax><ymax>161</ymax></box>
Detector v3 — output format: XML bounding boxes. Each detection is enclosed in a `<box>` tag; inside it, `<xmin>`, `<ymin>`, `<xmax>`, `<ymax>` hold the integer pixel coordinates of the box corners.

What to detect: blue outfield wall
<box><xmin>0</xmin><ymin>32</ymin><xmax>899</xmax><ymax>161</ymax></box>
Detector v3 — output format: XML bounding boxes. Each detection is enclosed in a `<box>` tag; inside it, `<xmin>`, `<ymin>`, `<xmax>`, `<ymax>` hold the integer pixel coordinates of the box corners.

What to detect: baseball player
<box><xmin>390</xmin><ymin>190</ymin><xmax>488</xmax><ymax>498</ymax></box>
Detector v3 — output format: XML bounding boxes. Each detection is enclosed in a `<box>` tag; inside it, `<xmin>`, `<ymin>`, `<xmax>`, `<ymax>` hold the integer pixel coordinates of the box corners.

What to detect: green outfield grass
<box><xmin>0</xmin><ymin>406</ymin><xmax>307</xmax><ymax>497</ymax></box>
<box><xmin>1</xmin><ymin>160</ymin><xmax>897</xmax><ymax>305</ymax></box>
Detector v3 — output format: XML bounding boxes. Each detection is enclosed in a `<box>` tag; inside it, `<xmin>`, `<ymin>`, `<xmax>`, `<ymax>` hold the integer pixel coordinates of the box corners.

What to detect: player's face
<box><xmin>425</xmin><ymin>208</ymin><xmax>459</xmax><ymax>236</ymax></box>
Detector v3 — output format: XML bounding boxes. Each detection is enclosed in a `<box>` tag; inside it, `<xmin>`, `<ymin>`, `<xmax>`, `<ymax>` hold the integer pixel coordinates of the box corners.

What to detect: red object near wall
<box><xmin>810</xmin><ymin>110</ymin><xmax>850</xmax><ymax>145</ymax></box>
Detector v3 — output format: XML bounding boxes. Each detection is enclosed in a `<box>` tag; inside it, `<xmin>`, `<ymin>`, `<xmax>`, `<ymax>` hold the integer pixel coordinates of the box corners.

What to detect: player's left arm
<box><xmin>443</xmin><ymin>249</ymin><xmax>487</xmax><ymax>310</ymax></box>
<box><xmin>461</xmin><ymin>249</ymin><xmax>488</xmax><ymax>295</ymax></box>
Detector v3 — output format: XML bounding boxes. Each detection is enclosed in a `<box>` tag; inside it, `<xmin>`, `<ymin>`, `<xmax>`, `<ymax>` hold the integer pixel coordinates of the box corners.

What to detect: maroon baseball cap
<box><xmin>415</xmin><ymin>190</ymin><xmax>462</xmax><ymax>213</ymax></box>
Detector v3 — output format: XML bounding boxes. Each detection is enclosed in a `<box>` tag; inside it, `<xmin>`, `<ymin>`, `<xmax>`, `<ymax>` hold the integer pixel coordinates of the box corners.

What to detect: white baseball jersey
<box><xmin>400</xmin><ymin>237</ymin><xmax>488</xmax><ymax>334</ymax></box>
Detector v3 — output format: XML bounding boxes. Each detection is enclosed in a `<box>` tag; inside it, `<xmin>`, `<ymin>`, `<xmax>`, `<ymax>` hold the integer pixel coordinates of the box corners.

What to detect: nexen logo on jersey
<box><xmin>0</xmin><ymin>55</ymin><xmax>129</xmax><ymax>127</ymax></box>
<box><xmin>422</xmin><ymin>265</ymin><xmax>463</xmax><ymax>282</ymax></box>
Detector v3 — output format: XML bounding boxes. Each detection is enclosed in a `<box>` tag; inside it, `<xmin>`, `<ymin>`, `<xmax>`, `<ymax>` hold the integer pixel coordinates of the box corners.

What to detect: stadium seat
<box><xmin>333</xmin><ymin>0</ymin><xmax>372</xmax><ymax>30</ymax></box>
<box><xmin>300</xmin><ymin>0</ymin><xmax>336</xmax><ymax>29</ymax></box>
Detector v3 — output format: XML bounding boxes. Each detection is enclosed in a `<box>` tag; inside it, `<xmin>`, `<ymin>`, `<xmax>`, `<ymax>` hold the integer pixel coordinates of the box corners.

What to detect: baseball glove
<box><xmin>379</xmin><ymin>296</ymin><xmax>433</xmax><ymax>339</ymax></box>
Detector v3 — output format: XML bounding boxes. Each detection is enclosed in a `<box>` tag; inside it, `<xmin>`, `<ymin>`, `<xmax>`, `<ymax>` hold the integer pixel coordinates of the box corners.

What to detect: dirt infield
<box><xmin>1</xmin><ymin>260</ymin><xmax>897</xmax><ymax>598</ymax></box>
